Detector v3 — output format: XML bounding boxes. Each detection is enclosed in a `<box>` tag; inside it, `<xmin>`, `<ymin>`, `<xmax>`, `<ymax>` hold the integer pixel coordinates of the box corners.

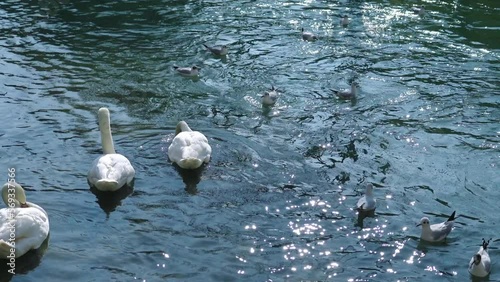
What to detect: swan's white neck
<box><xmin>98</xmin><ymin>108</ymin><xmax>116</xmax><ymax>154</ymax></box>
<box><xmin>175</xmin><ymin>121</ymin><xmax>192</xmax><ymax>135</ymax></box>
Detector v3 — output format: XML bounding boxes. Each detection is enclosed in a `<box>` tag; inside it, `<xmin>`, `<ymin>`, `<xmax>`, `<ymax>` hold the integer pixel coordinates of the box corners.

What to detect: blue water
<box><xmin>0</xmin><ymin>0</ymin><xmax>499</xmax><ymax>281</ymax></box>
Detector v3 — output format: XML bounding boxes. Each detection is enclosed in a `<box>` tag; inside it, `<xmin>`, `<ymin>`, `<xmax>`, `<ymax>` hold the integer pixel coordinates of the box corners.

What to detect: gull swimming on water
<box><xmin>262</xmin><ymin>86</ymin><xmax>278</xmax><ymax>105</ymax></box>
<box><xmin>341</xmin><ymin>15</ymin><xmax>349</xmax><ymax>26</ymax></box>
<box><xmin>413</xmin><ymin>5</ymin><xmax>425</xmax><ymax>16</ymax></box>
<box><xmin>331</xmin><ymin>82</ymin><xmax>357</xmax><ymax>100</ymax></box>
<box><xmin>416</xmin><ymin>211</ymin><xmax>456</xmax><ymax>242</ymax></box>
<box><xmin>301</xmin><ymin>28</ymin><xmax>318</xmax><ymax>41</ymax></box>
<box><xmin>468</xmin><ymin>238</ymin><xmax>492</xmax><ymax>278</ymax></box>
<box><xmin>173</xmin><ymin>65</ymin><xmax>200</xmax><ymax>77</ymax></box>
<box><xmin>357</xmin><ymin>183</ymin><xmax>376</xmax><ymax>212</ymax></box>
<box><xmin>203</xmin><ymin>44</ymin><xmax>228</xmax><ymax>56</ymax></box>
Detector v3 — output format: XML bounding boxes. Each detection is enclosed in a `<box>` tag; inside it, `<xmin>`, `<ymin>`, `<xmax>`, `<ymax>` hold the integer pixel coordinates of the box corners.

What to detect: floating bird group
<box><xmin>2</xmin><ymin>6</ymin><xmax>494</xmax><ymax>280</ymax></box>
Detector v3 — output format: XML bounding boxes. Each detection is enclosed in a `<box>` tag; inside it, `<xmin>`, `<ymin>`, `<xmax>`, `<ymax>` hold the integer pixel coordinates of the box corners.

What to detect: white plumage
<box><xmin>0</xmin><ymin>182</ymin><xmax>49</xmax><ymax>258</ymax></box>
<box><xmin>469</xmin><ymin>238</ymin><xmax>491</xmax><ymax>277</ymax></box>
<box><xmin>174</xmin><ymin>65</ymin><xmax>200</xmax><ymax>77</ymax></box>
<box><xmin>168</xmin><ymin>121</ymin><xmax>212</xmax><ymax>170</ymax></box>
<box><xmin>301</xmin><ymin>28</ymin><xmax>318</xmax><ymax>41</ymax></box>
<box><xmin>262</xmin><ymin>86</ymin><xmax>279</xmax><ymax>106</ymax></box>
<box><xmin>416</xmin><ymin>211</ymin><xmax>456</xmax><ymax>242</ymax></box>
<box><xmin>203</xmin><ymin>44</ymin><xmax>228</xmax><ymax>56</ymax></box>
<box><xmin>357</xmin><ymin>183</ymin><xmax>376</xmax><ymax>211</ymax></box>
<box><xmin>87</xmin><ymin>107</ymin><xmax>135</xmax><ymax>192</ymax></box>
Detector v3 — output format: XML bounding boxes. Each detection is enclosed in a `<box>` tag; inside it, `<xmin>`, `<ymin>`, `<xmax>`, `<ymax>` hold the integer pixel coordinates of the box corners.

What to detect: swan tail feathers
<box><xmin>0</xmin><ymin>240</ymin><xmax>14</xmax><ymax>258</ymax></box>
<box><xmin>178</xmin><ymin>158</ymin><xmax>203</xmax><ymax>169</ymax></box>
<box><xmin>95</xmin><ymin>179</ymin><xmax>120</xmax><ymax>192</ymax></box>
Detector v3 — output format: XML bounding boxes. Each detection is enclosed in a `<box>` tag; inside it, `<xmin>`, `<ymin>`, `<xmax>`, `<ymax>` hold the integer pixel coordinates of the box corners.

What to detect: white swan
<box><xmin>168</xmin><ymin>121</ymin><xmax>212</xmax><ymax>170</ymax></box>
<box><xmin>87</xmin><ymin>107</ymin><xmax>135</xmax><ymax>192</ymax></box>
<box><xmin>0</xmin><ymin>182</ymin><xmax>49</xmax><ymax>258</ymax></box>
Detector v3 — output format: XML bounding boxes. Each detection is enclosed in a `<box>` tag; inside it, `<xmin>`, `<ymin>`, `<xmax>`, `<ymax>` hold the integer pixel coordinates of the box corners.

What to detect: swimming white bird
<box><xmin>203</xmin><ymin>44</ymin><xmax>228</xmax><ymax>56</ymax></box>
<box><xmin>341</xmin><ymin>15</ymin><xmax>349</xmax><ymax>26</ymax></box>
<box><xmin>173</xmin><ymin>65</ymin><xmax>200</xmax><ymax>77</ymax></box>
<box><xmin>168</xmin><ymin>121</ymin><xmax>212</xmax><ymax>170</ymax></box>
<box><xmin>301</xmin><ymin>28</ymin><xmax>318</xmax><ymax>41</ymax></box>
<box><xmin>262</xmin><ymin>86</ymin><xmax>278</xmax><ymax>106</ymax></box>
<box><xmin>0</xmin><ymin>182</ymin><xmax>49</xmax><ymax>258</ymax></box>
<box><xmin>413</xmin><ymin>5</ymin><xmax>425</xmax><ymax>16</ymax></box>
<box><xmin>357</xmin><ymin>183</ymin><xmax>376</xmax><ymax>211</ymax></box>
<box><xmin>331</xmin><ymin>82</ymin><xmax>357</xmax><ymax>100</ymax></box>
<box><xmin>416</xmin><ymin>211</ymin><xmax>456</xmax><ymax>242</ymax></box>
<box><xmin>468</xmin><ymin>238</ymin><xmax>492</xmax><ymax>277</ymax></box>
<box><xmin>87</xmin><ymin>107</ymin><xmax>135</xmax><ymax>192</ymax></box>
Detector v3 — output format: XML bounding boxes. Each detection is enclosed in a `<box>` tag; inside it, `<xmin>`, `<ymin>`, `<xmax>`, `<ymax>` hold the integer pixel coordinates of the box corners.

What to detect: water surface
<box><xmin>0</xmin><ymin>0</ymin><xmax>499</xmax><ymax>281</ymax></box>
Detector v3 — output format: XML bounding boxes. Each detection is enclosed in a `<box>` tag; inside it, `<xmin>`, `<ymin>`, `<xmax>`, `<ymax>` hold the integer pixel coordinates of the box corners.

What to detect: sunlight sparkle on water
<box><xmin>245</xmin><ymin>224</ymin><xmax>257</xmax><ymax>230</ymax></box>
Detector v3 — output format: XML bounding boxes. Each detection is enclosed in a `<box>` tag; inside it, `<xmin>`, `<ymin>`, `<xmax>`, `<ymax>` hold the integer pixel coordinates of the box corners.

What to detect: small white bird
<box><xmin>87</xmin><ymin>108</ymin><xmax>136</xmax><ymax>192</ymax></box>
<box><xmin>341</xmin><ymin>15</ymin><xmax>349</xmax><ymax>26</ymax></box>
<box><xmin>301</xmin><ymin>28</ymin><xmax>318</xmax><ymax>41</ymax></box>
<box><xmin>416</xmin><ymin>211</ymin><xmax>456</xmax><ymax>242</ymax></box>
<box><xmin>413</xmin><ymin>5</ymin><xmax>425</xmax><ymax>16</ymax></box>
<box><xmin>357</xmin><ymin>183</ymin><xmax>376</xmax><ymax>212</ymax></box>
<box><xmin>468</xmin><ymin>238</ymin><xmax>492</xmax><ymax>278</ymax></box>
<box><xmin>168</xmin><ymin>121</ymin><xmax>212</xmax><ymax>170</ymax></box>
<box><xmin>203</xmin><ymin>44</ymin><xmax>228</xmax><ymax>56</ymax></box>
<box><xmin>0</xmin><ymin>182</ymin><xmax>49</xmax><ymax>258</ymax></box>
<box><xmin>261</xmin><ymin>86</ymin><xmax>278</xmax><ymax>106</ymax></box>
<box><xmin>173</xmin><ymin>65</ymin><xmax>200</xmax><ymax>77</ymax></box>
<box><xmin>331</xmin><ymin>82</ymin><xmax>357</xmax><ymax>100</ymax></box>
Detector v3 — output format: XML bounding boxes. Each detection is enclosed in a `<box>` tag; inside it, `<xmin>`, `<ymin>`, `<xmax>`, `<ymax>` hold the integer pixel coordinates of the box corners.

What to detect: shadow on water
<box><xmin>355</xmin><ymin>209</ymin><xmax>375</xmax><ymax>229</ymax></box>
<box><xmin>172</xmin><ymin>164</ymin><xmax>205</xmax><ymax>195</ymax></box>
<box><xmin>0</xmin><ymin>235</ymin><xmax>50</xmax><ymax>282</ymax></box>
<box><xmin>89</xmin><ymin>184</ymin><xmax>134</xmax><ymax>217</ymax></box>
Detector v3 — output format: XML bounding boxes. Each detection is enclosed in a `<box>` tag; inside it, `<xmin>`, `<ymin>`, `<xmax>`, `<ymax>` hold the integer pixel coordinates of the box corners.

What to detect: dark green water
<box><xmin>0</xmin><ymin>0</ymin><xmax>499</xmax><ymax>281</ymax></box>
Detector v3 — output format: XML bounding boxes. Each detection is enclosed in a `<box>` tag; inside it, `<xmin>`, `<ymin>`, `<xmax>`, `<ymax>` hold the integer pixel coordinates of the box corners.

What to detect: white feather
<box><xmin>0</xmin><ymin>182</ymin><xmax>49</xmax><ymax>258</ymax></box>
<box><xmin>87</xmin><ymin>108</ymin><xmax>135</xmax><ymax>191</ymax></box>
<box><xmin>468</xmin><ymin>239</ymin><xmax>491</xmax><ymax>277</ymax></box>
<box><xmin>168</xmin><ymin>121</ymin><xmax>212</xmax><ymax>170</ymax></box>
<box><xmin>357</xmin><ymin>183</ymin><xmax>376</xmax><ymax>211</ymax></box>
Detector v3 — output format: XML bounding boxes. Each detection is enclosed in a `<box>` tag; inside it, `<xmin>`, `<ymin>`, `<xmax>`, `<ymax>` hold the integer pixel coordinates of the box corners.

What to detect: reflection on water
<box><xmin>90</xmin><ymin>184</ymin><xmax>134</xmax><ymax>216</ymax></box>
<box><xmin>172</xmin><ymin>164</ymin><xmax>205</xmax><ymax>195</ymax></box>
<box><xmin>0</xmin><ymin>0</ymin><xmax>498</xmax><ymax>280</ymax></box>
<box><xmin>0</xmin><ymin>236</ymin><xmax>49</xmax><ymax>282</ymax></box>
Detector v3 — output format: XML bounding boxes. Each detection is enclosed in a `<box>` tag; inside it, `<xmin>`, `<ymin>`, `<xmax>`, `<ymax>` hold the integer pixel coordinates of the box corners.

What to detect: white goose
<box><xmin>87</xmin><ymin>107</ymin><xmax>135</xmax><ymax>192</ymax></box>
<box><xmin>168</xmin><ymin>121</ymin><xmax>212</xmax><ymax>170</ymax></box>
<box><xmin>0</xmin><ymin>182</ymin><xmax>49</xmax><ymax>258</ymax></box>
